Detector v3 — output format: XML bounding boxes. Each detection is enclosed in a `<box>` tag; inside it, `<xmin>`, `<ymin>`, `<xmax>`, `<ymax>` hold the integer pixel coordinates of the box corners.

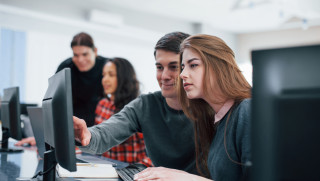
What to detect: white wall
<box><xmin>236</xmin><ymin>26</ymin><xmax>320</xmax><ymax>85</ymax></box>
<box><xmin>24</xmin><ymin>30</ymin><xmax>160</xmax><ymax>105</ymax></box>
<box><xmin>0</xmin><ymin>3</ymin><xmax>163</xmax><ymax>104</ymax></box>
<box><xmin>202</xmin><ymin>24</ymin><xmax>238</xmax><ymax>52</ymax></box>
<box><xmin>237</xmin><ymin>26</ymin><xmax>320</xmax><ymax>63</ymax></box>
<box><xmin>6</xmin><ymin>23</ymin><xmax>320</xmax><ymax>104</ymax></box>
<box><xmin>2</xmin><ymin>2</ymin><xmax>320</xmax><ymax>104</ymax></box>
<box><xmin>199</xmin><ymin>25</ymin><xmax>320</xmax><ymax>85</ymax></box>
<box><xmin>25</xmin><ymin>31</ymin><xmax>71</xmax><ymax>104</ymax></box>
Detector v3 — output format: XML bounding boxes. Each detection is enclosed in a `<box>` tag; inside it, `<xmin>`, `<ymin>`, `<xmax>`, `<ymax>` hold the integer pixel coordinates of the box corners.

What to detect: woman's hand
<box><xmin>14</xmin><ymin>137</ymin><xmax>36</xmax><ymax>146</ymax></box>
<box><xmin>134</xmin><ymin>167</ymin><xmax>212</xmax><ymax>181</ymax></box>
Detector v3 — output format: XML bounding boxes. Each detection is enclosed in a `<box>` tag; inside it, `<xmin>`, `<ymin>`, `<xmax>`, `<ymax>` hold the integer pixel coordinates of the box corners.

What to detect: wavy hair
<box><xmin>108</xmin><ymin>58</ymin><xmax>140</xmax><ymax>112</ymax></box>
<box><xmin>178</xmin><ymin>34</ymin><xmax>251</xmax><ymax>177</ymax></box>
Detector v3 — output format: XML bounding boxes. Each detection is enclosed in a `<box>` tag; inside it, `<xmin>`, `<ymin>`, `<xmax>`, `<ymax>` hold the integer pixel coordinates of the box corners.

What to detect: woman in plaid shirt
<box><xmin>95</xmin><ymin>57</ymin><xmax>152</xmax><ymax>167</ymax></box>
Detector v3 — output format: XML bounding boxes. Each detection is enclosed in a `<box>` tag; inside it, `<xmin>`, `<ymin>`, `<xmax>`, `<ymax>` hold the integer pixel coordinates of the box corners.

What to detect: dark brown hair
<box><xmin>108</xmin><ymin>58</ymin><xmax>140</xmax><ymax>112</ymax></box>
<box><xmin>70</xmin><ymin>32</ymin><xmax>95</xmax><ymax>50</ymax></box>
<box><xmin>154</xmin><ymin>32</ymin><xmax>190</xmax><ymax>57</ymax></box>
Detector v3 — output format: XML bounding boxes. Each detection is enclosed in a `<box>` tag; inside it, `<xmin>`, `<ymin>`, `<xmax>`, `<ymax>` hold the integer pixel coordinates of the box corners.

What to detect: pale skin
<box><xmin>73</xmin><ymin>49</ymin><xmax>184</xmax><ymax>146</ymax></box>
<box><xmin>134</xmin><ymin>167</ymin><xmax>212</xmax><ymax>181</ymax></box>
<box><xmin>155</xmin><ymin>50</ymin><xmax>182</xmax><ymax>110</ymax></box>
<box><xmin>72</xmin><ymin>45</ymin><xmax>97</xmax><ymax>72</ymax></box>
<box><xmin>134</xmin><ymin>49</ymin><xmax>217</xmax><ymax>181</ymax></box>
<box><xmin>135</xmin><ymin>48</ymin><xmax>230</xmax><ymax>181</ymax></box>
<box><xmin>14</xmin><ymin>136</ymin><xmax>36</xmax><ymax>146</ymax></box>
<box><xmin>73</xmin><ymin>49</ymin><xmax>209</xmax><ymax>181</ymax></box>
<box><xmin>181</xmin><ymin>48</ymin><xmax>226</xmax><ymax>112</ymax></box>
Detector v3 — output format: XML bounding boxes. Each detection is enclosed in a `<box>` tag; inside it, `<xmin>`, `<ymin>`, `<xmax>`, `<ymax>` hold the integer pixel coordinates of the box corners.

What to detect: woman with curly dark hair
<box><xmin>95</xmin><ymin>57</ymin><xmax>152</xmax><ymax>166</ymax></box>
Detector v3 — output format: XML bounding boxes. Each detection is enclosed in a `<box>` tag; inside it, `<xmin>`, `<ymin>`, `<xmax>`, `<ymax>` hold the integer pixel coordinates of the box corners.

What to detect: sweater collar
<box><xmin>214</xmin><ymin>99</ymin><xmax>234</xmax><ymax>123</ymax></box>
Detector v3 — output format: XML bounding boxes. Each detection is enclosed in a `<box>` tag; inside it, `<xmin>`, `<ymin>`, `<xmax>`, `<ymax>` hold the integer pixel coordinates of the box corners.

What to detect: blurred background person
<box><xmin>15</xmin><ymin>32</ymin><xmax>108</xmax><ymax>146</ymax></box>
<box><xmin>57</xmin><ymin>32</ymin><xmax>108</xmax><ymax>127</ymax></box>
<box><xmin>95</xmin><ymin>57</ymin><xmax>152</xmax><ymax>166</ymax></box>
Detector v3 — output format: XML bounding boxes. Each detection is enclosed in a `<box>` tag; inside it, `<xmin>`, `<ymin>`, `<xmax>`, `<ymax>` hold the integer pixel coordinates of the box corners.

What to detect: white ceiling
<box><xmin>1</xmin><ymin>0</ymin><xmax>320</xmax><ymax>34</ymax></box>
<box><xmin>91</xmin><ymin>0</ymin><xmax>320</xmax><ymax>33</ymax></box>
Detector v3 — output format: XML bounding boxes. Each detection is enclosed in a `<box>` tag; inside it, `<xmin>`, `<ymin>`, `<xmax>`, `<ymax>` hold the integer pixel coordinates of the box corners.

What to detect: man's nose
<box><xmin>161</xmin><ymin>68</ymin><xmax>171</xmax><ymax>80</ymax></box>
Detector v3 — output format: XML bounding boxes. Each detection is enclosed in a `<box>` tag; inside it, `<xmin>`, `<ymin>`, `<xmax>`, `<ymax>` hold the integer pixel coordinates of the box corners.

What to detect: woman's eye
<box><xmin>190</xmin><ymin>64</ymin><xmax>198</xmax><ymax>68</ymax></box>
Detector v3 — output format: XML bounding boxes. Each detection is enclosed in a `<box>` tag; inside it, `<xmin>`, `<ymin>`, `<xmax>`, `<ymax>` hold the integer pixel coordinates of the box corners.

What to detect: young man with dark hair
<box><xmin>73</xmin><ymin>32</ymin><xmax>198</xmax><ymax>173</ymax></box>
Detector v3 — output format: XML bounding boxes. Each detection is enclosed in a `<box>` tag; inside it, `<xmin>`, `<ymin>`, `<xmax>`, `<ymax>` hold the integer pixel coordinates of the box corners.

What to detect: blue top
<box><xmin>208</xmin><ymin>99</ymin><xmax>251</xmax><ymax>181</ymax></box>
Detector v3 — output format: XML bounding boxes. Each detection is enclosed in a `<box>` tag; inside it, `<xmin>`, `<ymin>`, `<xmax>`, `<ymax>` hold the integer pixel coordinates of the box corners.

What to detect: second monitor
<box><xmin>251</xmin><ymin>44</ymin><xmax>320</xmax><ymax>181</ymax></box>
<box><xmin>0</xmin><ymin>87</ymin><xmax>23</xmax><ymax>152</ymax></box>
<box><xmin>41</xmin><ymin>68</ymin><xmax>76</xmax><ymax>181</ymax></box>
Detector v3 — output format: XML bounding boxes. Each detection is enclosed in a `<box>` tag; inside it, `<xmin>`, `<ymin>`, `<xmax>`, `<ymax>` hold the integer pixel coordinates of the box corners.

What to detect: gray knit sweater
<box><xmin>208</xmin><ymin>99</ymin><xmax>251</xmax><ymax>181</ymax></box>
<box><xmin>79</xmin><ymin>91</ymin><xmax>197</xmax><ymax>173</ymax></box>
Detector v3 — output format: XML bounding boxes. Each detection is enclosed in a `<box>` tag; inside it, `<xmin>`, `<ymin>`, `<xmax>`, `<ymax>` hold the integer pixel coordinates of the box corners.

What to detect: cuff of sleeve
<box><xmin>78</xmin><ymin>128</ymin><xmax>96</xmax><ymax>153</ymax></box>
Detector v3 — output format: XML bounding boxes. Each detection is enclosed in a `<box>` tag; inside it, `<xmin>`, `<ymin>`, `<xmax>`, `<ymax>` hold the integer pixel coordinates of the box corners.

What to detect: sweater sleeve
<box><xmin>79</xmin><ymin>96</ymin><xmax>144</xmax><ymax>154</ymax></box>
<box><xmin>236</xmin><ymin>99</ymin><xmax>252</xmax><ymax>174</ymax></box>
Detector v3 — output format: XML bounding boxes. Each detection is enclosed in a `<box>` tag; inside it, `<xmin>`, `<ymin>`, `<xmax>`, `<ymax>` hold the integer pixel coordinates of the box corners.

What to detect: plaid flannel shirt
<box><xmin>95</xmin><ymin>98</ymin><xmax>153</xmax><ymax>167</ymax></box>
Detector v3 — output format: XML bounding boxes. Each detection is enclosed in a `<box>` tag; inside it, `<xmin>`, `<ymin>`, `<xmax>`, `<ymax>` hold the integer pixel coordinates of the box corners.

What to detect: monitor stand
<box><xmin>31</xmin><ymin>149</ymin><xmax>57</xmax><ymax>181</ymax></box>
<box><xmin>0</xmin><ymin>129</ymin><xmax>23</xmax><ymax>153</ymax></box>
<box><xmin>16</xmin><ymin>151</ymin><xmax>60</xmax><ymax>181</ymax></box>
<box><xmin>43</xmin><ymin>149</ymin><xmax>57</xmax><ymax>181</ymax></box>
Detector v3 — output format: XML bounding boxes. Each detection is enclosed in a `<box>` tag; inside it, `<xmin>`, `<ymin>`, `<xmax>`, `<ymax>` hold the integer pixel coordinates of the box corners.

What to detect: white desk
<box><xmin>0</xmin><ymin>139</ymin><xmax>127</xmax><ymax>181</ymax></box>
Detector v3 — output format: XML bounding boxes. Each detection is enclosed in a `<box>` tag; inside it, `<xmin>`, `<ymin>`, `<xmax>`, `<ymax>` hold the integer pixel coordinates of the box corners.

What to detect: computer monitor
<box><xmin>251</xmin><ymin>44</ymin><xmax>320</xmax><ymax>181</ymax></box>
<box><xmin>20</xmin><ymin>103</ymin><xmax>38</xmax><ymax>115</ymax></box>
<box><xmin>27</xmin><ymin>107</ymin><xmax>46</xmax><ymax>159</ymax></box>
<box><xmin>0</xmin><ymin>87</ymin><xmax>23</xmax><ymax>152</ymax></box>
<box><xmin>41</xmin><ymin>68</ymin><xmax>76</xmax><ymax>181</ymax></box>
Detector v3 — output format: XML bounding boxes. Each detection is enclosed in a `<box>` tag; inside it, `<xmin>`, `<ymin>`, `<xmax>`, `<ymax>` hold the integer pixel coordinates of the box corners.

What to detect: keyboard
<box><xmin>116</xmin><ymin>163</ymin><xmax>147</xmax><ymax>181</ymax></box>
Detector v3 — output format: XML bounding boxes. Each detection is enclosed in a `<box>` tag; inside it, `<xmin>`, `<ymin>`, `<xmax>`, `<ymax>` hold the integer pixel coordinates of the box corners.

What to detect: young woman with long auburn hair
<box><xmin>134</xmin><ymin>34</ymin><xmax>251</xmax><ymax>181</ymax></box>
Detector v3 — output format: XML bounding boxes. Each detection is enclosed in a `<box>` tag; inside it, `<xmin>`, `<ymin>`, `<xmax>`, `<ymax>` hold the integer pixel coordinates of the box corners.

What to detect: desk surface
<box><xmin>0</xmin><ymin>139</ymin><xmax>127</xmax><ymax>181</ymax></box>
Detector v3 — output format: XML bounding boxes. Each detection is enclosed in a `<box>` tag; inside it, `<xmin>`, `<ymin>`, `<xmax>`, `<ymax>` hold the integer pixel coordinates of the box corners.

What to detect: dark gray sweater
<box><xmin>208</xmin><ymin>99</ymin><xmax>251</xmax><ymax>181</ymax></box>
<box><xmin>80</xmin><ymin>91</ymin><xmax>197</xmax><ymax>173</ymax></box>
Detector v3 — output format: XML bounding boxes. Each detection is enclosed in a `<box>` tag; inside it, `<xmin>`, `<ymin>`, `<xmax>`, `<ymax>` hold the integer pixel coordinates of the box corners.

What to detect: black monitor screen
<box><xmin>41</xmin><ymin>68</ymin><xmax>76</xmax><ymax>180</ymax></box>
<box><xmin>0</xmin><ymin>87</ymin><xmax>22</xmax><ymax>152</ymax></box>
<box><xmin>251</xmin><ymin>44</ymin><xmax>320</xmax><ymax>181</ymax></box>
